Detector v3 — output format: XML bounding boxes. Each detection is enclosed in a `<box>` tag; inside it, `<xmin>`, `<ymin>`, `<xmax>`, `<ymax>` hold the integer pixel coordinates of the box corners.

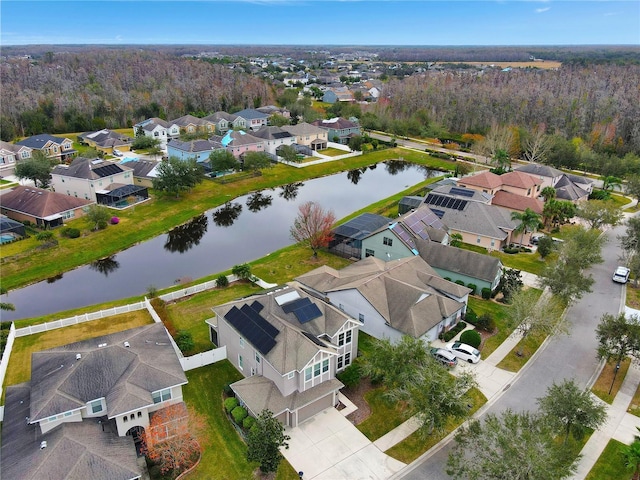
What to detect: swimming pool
<box><xmin>0</xmin><ymin>233</ymin><xmax>16</xmax><ymax>244</ymax></box>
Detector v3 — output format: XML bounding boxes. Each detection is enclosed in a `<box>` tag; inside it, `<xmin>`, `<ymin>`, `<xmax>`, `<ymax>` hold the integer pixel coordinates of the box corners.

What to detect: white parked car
<box><xmin>612</xmin><ymin>266</ymin><xmax>630</xmax><ymax>284</ymax></box>
<box><xmin>112</xmin><ymin>149</ymin><xmax>123</xmax><ymax>157</ymax></box>
<box><xmin>445</xmin><ymin>341</ymin><xmax>481</xmax><ymax>364</ymax></box>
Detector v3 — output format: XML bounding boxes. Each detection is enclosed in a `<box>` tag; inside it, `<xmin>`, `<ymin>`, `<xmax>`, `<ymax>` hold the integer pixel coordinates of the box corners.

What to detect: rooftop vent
<box><xmin>123</xmin><ymin>341</ymin><xmax>130</xmax><ymax>348</ymax></box>
<box><xmin>98</xmin><ymin>343</ymin><xmax>107</xmax><ymax>348</ymax></box>
<box><xmin>40</xmin><ymin>441</ymin><xmax>47</xmax><ymax>450</ymax></box>
<box><xmin>75</xmin><ymin>353</ymin><xmax>82</xmax><ymax>360</ymax></box>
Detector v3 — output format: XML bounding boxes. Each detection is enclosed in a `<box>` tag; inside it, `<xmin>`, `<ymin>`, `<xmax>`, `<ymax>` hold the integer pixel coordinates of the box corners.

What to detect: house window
<box><xmin>305</xmin><ymin>366</ymin><xmax>312</xmax><ymax>381</ymax></box>
<box><xmin>90</xmin><ymin>399</ymin><xmax>103</xmax><ymax>414</ymax></box>
<box><xmin>477</xmin><ymin>237</ymin><xmax>481</xmax><ymax>244</ymax></box>
<box><xmin>490</xmin><ymin>240</ymin><xmax>495</xmax><ymax>247</ymax></box>
<box><xmin>238</xmin><ymin>354</ymin><xmax>244</xmax><ymax>370</ymax></box>
<box><xmin>255</xmin><ymin>353</ymin><xmax>261</xmax><ymax>363</ymax></box>
<box><xmin>130</xmin><ymin>413</ymin><xmax>135</xmax><ymax>420</ymax></box>
<box><xmin>138</xmin><ymin>411</ymin><xmax>142</xmax><ymax>418</ymax></box>
<box><xmin>339</xmin><ymin>303</ymin><xmax>344</xmax><ymax>311</ymax></box>
<box><xmin>287</xmin><ymin>371</ymin><xmax>295</xmax><ymax>380</ymax></box>
<box><xmin>61</xmin><ymin>178</ymin><xmax>65</xmax><ymax>182</ymax></box>
<box><xmin>152</xmin><ymin>388</ymin><xmax>172</xmax><ymax>404</ymax></box>
<box><xmin>359</xmin><ymin>313</ymin><xmax>365</xmax><ymax>323</ymax></box>
<box><xmin>239</xmin><ymin>337</ymin><xmax>245</xmax><ymax>348</ymax></box>
<box><xmin>123</xmin><ymin>416</ymin><xmax>128</xmax><ymax>423</ymax></box>
<box><xmin>338</xmin><ymin>333</ymin><xmax>345</xmax><ymax>346</ymax></box>
<box><xmin>383</xmin><ymin>237</ymin><xmax>393</xmax><ymax>246</ymax></box>
<box><xmin>314</xmin><ymin>363</ymin><xmax>321</xmax><ymax>377</ymax></box>
<box><xmin>345</xmin><ymin>352</ymin><xmax>351</xmax><ymax>366</ymax></box>
<box><xmin>346</xmin><ymin>330</ymin><xmax>352</xmax><ymax>344</ymax></box>
<box><xmin>322</xmin><ymin>359</ymin><xmax>329</xmax><ymax>373</ymax></box>
<box><xmin>337</xmin><ymin>356</ymin><xmax>343</xmax><ymax>369</ymax></box>
<box><xmin>365</xmin><ymin>249</ymin><xmax>375</xmax><ymax>257</ymax></box>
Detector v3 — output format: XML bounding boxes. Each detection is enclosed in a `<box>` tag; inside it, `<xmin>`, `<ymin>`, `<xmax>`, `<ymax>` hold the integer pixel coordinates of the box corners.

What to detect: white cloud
<box><xmin>535</xmin><ymin>7</ymin><xmax>551</xmax><ymax>13</ymax></box>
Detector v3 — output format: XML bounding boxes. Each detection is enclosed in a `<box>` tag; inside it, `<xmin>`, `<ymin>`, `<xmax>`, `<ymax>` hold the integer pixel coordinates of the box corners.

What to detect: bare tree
<box><xmin>522</xmin><ymin>125</ymin><xmax>551</xmax><ymax>163</ymax></box>
<box><xmin>290</xmin><ymin>201</ymin><xmax>336</xmax><ymax>257</ymax></box>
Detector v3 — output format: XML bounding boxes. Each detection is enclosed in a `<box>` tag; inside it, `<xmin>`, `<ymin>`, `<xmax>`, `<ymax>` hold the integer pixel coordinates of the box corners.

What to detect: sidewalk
<box><xmin>570</xmin><ymin>363</ymin><xmax>640</xmax><ymax>480</ymax></box>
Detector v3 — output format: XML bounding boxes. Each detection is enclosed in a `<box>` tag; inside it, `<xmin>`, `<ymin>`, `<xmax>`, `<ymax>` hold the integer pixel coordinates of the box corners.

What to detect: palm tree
<box><xmin>622</xmin><ymin>439</ymin><xmax>640</xmax><ymax>480</ymax></box>
<box><xmin>511</xmin><ymin>208</ymin><xmax>540</xmax><ymax>247</ymax></box>
<box><xmin>449</xmin><ymin>233</ymin><xmax>463</xmax><ymax>248</ymax></box>
<box><xmin>602</xmin><ymin>175</ymin><xmax>622</xmax><ymax>192</ymax></box>
<box><xmin>540</xmin><ymin>186</ymin><xmax>556</xmax><ymax>203</ymax></box>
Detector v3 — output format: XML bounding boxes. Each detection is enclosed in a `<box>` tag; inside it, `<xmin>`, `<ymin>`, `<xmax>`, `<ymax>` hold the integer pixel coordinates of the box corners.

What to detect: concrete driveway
<box><xmin>281</xmin><ymin>407</ymin><xmax>406</xmax><ymax>480</ymax></box>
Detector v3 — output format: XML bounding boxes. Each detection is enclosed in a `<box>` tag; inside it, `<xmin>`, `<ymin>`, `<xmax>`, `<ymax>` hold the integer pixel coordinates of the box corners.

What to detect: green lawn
<box><xmin>490</xmin><ymin>250</ymin><xmax>546</xmax><ymax>276</ymax></box>
<box><xmin>356</xmin><ymin>387</ymin><xmax>412</xmax><ymax>441</ymax></box>
<box><xmin>1</xmin><ymin>148</ymin><xmax>456</xmax><ymax>291</ymax></box>
<box><xmin>592</xmin><ymin>357</ymin><xmax>631</xmax><ymax>404</ymax></box>
<box><xmin>467</xmin><ymin>297</ymin><xmax>513</xmax><ymax>358</ymax></box>
<box><xmin>318</xmin><ymin>147</ymin><xmax>348</xmax><ymax>157</ymax></box>
<box><xmin>496</xmin><ymin>330</ymin><xmax>547</xmax><ymax>373</ymax></box>
<box><xmin>384</xmin><ymin>387</ymin><xmax>486</xmax><ymax>463</ymax></box>
<box><xmin>182</xmin><ymin>362</ymin><xmax>299</xmax><ymax>480</ymax></box>
<box><xmin>586</xmin><ymin>439</ymin><xmax>632</xmax><ymax>480</ymax></box>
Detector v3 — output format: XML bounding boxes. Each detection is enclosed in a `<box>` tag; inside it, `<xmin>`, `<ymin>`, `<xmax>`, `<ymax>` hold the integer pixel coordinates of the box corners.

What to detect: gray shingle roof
<box><xmin>281</xmin><ymin>122</ymin><xmax>326</xmax><ymax>137</ymax></box>
<box><xmin>30</xmin><ymin>323</ymin><xmax>186</xmax><ymax>422</ymax></box>
<box><xmin>554</xmin><ymin>175</ymin><xmax>589</xmax><ymax>201</ymax></box>
<box><xmin>515</xmin><ymin>163</ymin><xmax>563</xmax><ymax>179</ymax></box>
<box><xmin>0</xmin><ymin>186</ymin><xmax>94</xmax><ymax>219</ymax></box>
<box><xmin>168</xmin><ymin>138</ymin><xmax>223</xmax><ymax>153</ymax></box>
<box><xmin>251</xmin><ymin>126</ymin><xmax>294</xmax><ymax>141</ymax></box>
<box><xmin>16</xmin><ymin>134</ymin><xmax>70</xmax><ymax>149</ymax></box>
<box><xmin>233</xmin><ymin>108</ymin><xmax>269</xmax><ymax>121</ymax></box>
<box><xmin>2</xmin><ymin>384</ymin><xmax>141</xmax><ymax>480</ymax></box>
<box><xmin>52</xmin><ymin>157</ymin><xmax>131</xmax><ymax>180</ymax></box>
<box><xmin>416</xmin><ymin>239</ymin><xmax>502</xmax><ymax>283</ymax></box>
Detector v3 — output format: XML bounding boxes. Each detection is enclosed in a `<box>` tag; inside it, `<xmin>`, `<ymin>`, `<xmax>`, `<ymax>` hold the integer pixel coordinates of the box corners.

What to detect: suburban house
<box><xmin>202</xmin><ymin>111</ymin><xmax>244</xmax><ymax>134</ymax></box>
<box><xmin>322</xmin><ymin>86</ymin><xmax>355</xmax><ymax>104</ymax></box>
<box><xmin>51</xmin><ymin>157</ymin><xmax>149</xmax><ymax>207</ymax></box>
<box><xmin>282</xmin><ymin>123</ymin><xmax>328</xmax><ymax>151</ymax></box>
<box><xmin>310</xmin><ymin>117</ymin><xmax>361</xmax><ymax>145</ymax></box>
<box><xmin>119</xmin><ymin>158</ymin><xmax>160</xmax><ymax>188</ymax></box>
<box><xmin>233</xmin><ymin>108</ymin><xmax>270</xmax><ymax>131</ymax></box>
<box><xmin>78</xmin><ymin>129</ymin><xmax>132</xmax><ymax>155</ymax></box>
<box><xmin>256</xmin><ymin>105</ymin><xmax>290</xmax><ymax>118</ymax></box>
<box><xmin>0</xmin><ymin>140</ymin><xmax>32</xmax><ymax>176</ymax></box>
<box><xmin>208</xmin><ymin>285</ymin><xmax>360</xmax><ymax>427</ymax></box>
<box><xmin>16</xmin><ymin>134</ymin><xmax>76</xmax><ymax>163</ymax></box>
<box><xmin>514</xmin><ymin>163</ymin><xmax>594</xmax><ymax>199</ymax></box>
<box><xmin>416</xmin><ymin>239</ymin><xmax>503</xmax><ymax>293</ymax></box>
<box><xmin>329</xmin><ymin>212</ymin><xmax>392</xmax><ymax>259</ymax></box>
<box><xmin>0</xmin><ymin>323</ymin><xmax>188</xmax><ymax>480</ymax></box>
<box><xmin>250</xmin><ymin>126</ymin><xmax>296</xmax><ymax>155</ymax></box>
<box><xmin>491</xmin><ymin>190</ymin><xmax>544</xmax><ymax>215</ymax></box>
<box><xmin>133</xmin><ymin>118</ymin><xmax>180</xmax><ymax>146</ymax></box>
<box><xmin>166</xmin><ymin>138</ymin><xmax>224</xmax><ymax>162</ymax></box>
<box><xmin>296</xmin><ymin>256</ymin><xmax>470</xmax><ymax>344</ymax></box>
<box><xmin>422</xmin><ymin>191</ymin><xmax>521</xmax><ymax>250</ymax></box>
<box><xmin>217</xmin><ymin>130</ymin><xmax>266</xmax><ymax>159</ymax></box>
<box><xmin>553</xmin><ymin>174</ymin><xmax>590</xmax><ymax>203</ymax></box>
<box><xmin>171</xmin><ymin>114</ymin><xmax>214</xmax><ymax>135</ymax></box>
<box><xmin>0</xmin><ymin>185</ymin><xmax>94</xmax><ymax>228</ymax></box>
<box><xmin>457</xmin><ymin>170</ymin><xmax>542</xmax><ymax>198</ymax></box>
<box><xmin>360</xmin><ymin>205</ymin><xmax>449</xmax><ymax>262</ymax></box>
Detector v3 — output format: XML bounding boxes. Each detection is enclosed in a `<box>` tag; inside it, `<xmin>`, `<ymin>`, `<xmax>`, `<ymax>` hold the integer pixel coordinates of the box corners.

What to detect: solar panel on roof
<box><xmin>282</xmin><ymin>297</ymin><xmax>311</xmax><ymax>314</ymax></box>
<box><xmin>392</xmin><ymin>223</ymin><xmax>416</xmax><ymax>249</ymax></box>
<box><xmin>240</xmin><ymin>304</ymin><xmax>279</xmax><ymax>338</ymax></box>
<box><xmin>452</xmin><ymin>199</ymin><xmax>462</xmax><ymax>210</ymax></box>
<box><xmin>250</xmin><ymin>300</ymin><xmax>264</xmax><ymax>313</ymax></box>
<box><xmin>302</xmin><ymin>331</ymin><xmax>326</xmax><ymax>347</ymax></box>
<box><xmin>93</xmin><ymin>164</ymin><xmax>123</xmax><ymax>178</ymax></box>
<box><xmin>225</xmin><ymin>305</ymin><xmax>278</xmax><ymax>355</ymax></box>
<box><xmin>450</xmin><ymin>187</ymin><xmax>475</xmax><ymax>198</ymax></box>
<box><xmin>293</xmin><ymin>303</ymin><xmax>322</xmax><ymax>324</ymax></box>
<box><xmin>432</xmin><ymin>209</ymin><xmax>445</xmax><ymax>218</ymax></box>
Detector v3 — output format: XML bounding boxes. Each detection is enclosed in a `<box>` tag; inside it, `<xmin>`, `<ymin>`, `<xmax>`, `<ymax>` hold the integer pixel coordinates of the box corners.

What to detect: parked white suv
<box><xmin>612</xmin><ymin>266</ymin><xmax>630</xmax><ymax>284</ymax></box>
<box><xmin>445</xmin><ymin>341</ymin><xmax>481</xmax><ymax>364</ymax></box>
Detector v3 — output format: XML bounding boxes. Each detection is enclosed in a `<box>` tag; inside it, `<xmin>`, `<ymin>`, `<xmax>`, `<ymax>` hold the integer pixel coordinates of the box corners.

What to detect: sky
<box><xmin>1</xmin><ymin>1</ymin><xmax>639</xmax><ymax>46</ymax></box>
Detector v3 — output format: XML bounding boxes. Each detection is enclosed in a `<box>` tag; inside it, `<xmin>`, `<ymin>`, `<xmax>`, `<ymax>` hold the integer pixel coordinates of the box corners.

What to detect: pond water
<box><xmin>1</xmin><ymin>162</ymin><xmax>440</xmax><ymax>321</ymax></box>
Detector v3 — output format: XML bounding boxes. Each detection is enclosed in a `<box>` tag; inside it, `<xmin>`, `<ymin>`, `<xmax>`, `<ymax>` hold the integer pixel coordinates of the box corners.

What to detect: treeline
<box><xmin>376</xmin><ymin>64</ymin><xmax>640</xmax><ymax>155</ymax></box>
<box><xmin>0</xmin><ymin>49</ymin><xmax>272</xmax><ymax>140</ymax></box>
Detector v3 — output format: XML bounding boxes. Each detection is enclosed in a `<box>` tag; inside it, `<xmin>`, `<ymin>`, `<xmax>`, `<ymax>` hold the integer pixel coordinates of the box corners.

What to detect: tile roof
<box><xmin>29</xmin><ymin>323</ymin><xmax>186</xmax><ymax>422</ymax></box>
<box><xmin>2</xmin><ymin>384</ymin><xmax>141</xmax><ymax>480</ymax></box>
<box><xmin>458</xmin><ymin>171</ymin><xmax>504</xmax><ymax>190</ymax></box>
<box><xmin>297</xmin><ymin>256</ymin><xmax>469</xmax><ymax>338</ymax></box>
<box><xmin>52</xmin><ymin>157</ymin><xmax>131</xmax><ymax>180</ymax></box>
<box><xmin>491</xmin><ymin>190</ymin><xmax>544</xmax><ymax>214</ymax></box>
<box><xmin>499</xmin><ymin>171</ymin><xmax>542</xmax><ymax>189</ymax></box>
<box><xmin>0</xmin><ymin>186</ymin><xmax>94</xmax><ymax>219</ymax></box>
<box><xmin>416</xmin><ymin>239</ymin><xmax>502</xmax><ymax>283</ymax></box>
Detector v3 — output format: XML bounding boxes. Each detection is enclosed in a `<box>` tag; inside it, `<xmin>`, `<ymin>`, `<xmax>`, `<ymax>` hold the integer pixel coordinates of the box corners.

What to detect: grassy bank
<box><xmin>1</xmin><ymin>149</ymin><xmax>455</xmax><ymax>291</ymax></box>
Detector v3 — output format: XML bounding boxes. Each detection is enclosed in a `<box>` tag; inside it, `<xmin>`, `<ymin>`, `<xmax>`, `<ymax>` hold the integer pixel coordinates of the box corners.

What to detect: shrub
<box><xmin>465</xmin><ymin>308</ymin><xmax>478</xmax><ymax>325</ymax></box>
<box><xmin>467</xmin><ymin>283</ymin><xmax>477</xmax><ymax>295</ymax></box>
<box><xmin>223</xmin><ymin>383</ymin><xmax>234</xmax><ymax>397</ymax></box>
<box><xmin>146</xmin><ymin>285</ymin><xmax>158</xmax><ymax>298</ymax></box>
<box><xmin>455</xmin><ymin>279</ymin><xmax>466</xmax><ymax>286</ymax></box>
<box><xmin>444</xmin><ymin>277</ymin><xmax>452</xmax><ymax>282</ymax></box>
<box><xmin>503</xmin><ymin>247</ymin><xmax>519</xmax><ymax>254</ymax></box>
<box><xmin>60</xmin><ymin>227</ymin><xmax>81</xmax><ymax>238</ymax></box>
<box><xmin>175</xmin><ymin>330</ymin><xmax>195</xmax><ymax>353</ymax></box>
<box><xmin>243</xmin><ymin>416</ymin><xmax>256</xmax><ymax>430</ymax></box>
<box><xmin>481</xmin><ymin>287</ymin><xmax>491</xmax><ymax>299</ymax></box>
<box><xmin>97</xmin><ymin>219</ymin><xmax>108</xmax><ymax>230</ymax></box>
<box><xmin>589</xmin><ymin>190</ymin><xmax>611</xmax><ymax>200</ymax></box>
<box><xmin>36</xmin><ymin>231</ymin><xmax>54</xmax><ymax>241</ymax></box>
<box><xmin>476</xmin><ymin>313</ymin><xmax>496</xmax><ymax>333</ymax></box>
<box><xmin>441</xmin><ymin>321</ymin><xmax>467</xmax><ymax>342</ymax></box>
<box><xmin>216</xmin><ymin>274</ymin><xmax>229</xmax><ymax>288</ymax></box>
<box><xmin>231</xmin><ymin>406</ymin><xmax>248</xmax><ymax>424</ymax></box>
<box><xmin>460</xmin><ymin>329</ymin><xmax>482</xmax><ymax>349</ymax></box>
<box><xmin>336</xmin><ymin>363</ymin><xmax>362</xmax><ymax>389</ymax></box>
<box><xmin>224</xmin><ymin>397</ymin><xmax>239</xmax><ymax>413</ymax></box>
<box><xmin>232</xmin><ymin>263</ymin><xmax>252</xmax><ymax>281</ymax></box>
<box><xmin>110</xmin><ymin>216</ymin><xmax>120</xmax><ymax>225</ymax></box>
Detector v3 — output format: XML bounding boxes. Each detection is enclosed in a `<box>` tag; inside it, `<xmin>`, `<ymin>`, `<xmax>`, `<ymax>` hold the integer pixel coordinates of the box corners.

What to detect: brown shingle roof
<box><xmin>0</xmin><ymin>186</ymin><xmax>93</xmax><ymax>219</ymax></box>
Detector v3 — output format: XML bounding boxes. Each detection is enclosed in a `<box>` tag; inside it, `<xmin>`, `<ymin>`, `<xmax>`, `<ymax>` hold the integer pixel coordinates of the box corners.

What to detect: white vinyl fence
<box><xmin>0</xmin><ymin>322</ymin><xmax>17</xmax><ymax>417</ymax></box>
<box><xmin>180</xmin><ymin>346</ymin><xmax>227</xmax><ymax>371</ymax></box>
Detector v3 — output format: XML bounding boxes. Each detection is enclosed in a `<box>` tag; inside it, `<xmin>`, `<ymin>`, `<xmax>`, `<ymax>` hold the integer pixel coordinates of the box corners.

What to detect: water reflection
<box><xmin>385</xmin><ymin>159</ymin><xmax>410</xmax><ymax>175</ymax></box>
<box><xmin>46</xmin><ymin>273</ymin><xmax>63</xmax><ymax>283</ymax></box>
<box><xmin>279</xmin><ymin>182</ymin><xmax>303</xmax><ymax>201</ymax></box>
<box><xmin>89</xmin><ymin>256</ymin><xmax>120</xmax><ymax>277</ymax></box>
<box><xmin>164</xmin><ymin>214</ymin><xmax>209</xmax><ymax>253</ymax></box>
<box><xmin>347</xmin><ymin>167</ymin><xmax>367</xmax><ymax>185</ymax></box>
<box><xmin>213</xmin><ymin>202</ymin><xmax>242</xmax><ymax>227</ymax></box>
<box><xmin>246</xmin><ymin>191</ymin><xmax>273</xmax><ymax>213</ymax></box>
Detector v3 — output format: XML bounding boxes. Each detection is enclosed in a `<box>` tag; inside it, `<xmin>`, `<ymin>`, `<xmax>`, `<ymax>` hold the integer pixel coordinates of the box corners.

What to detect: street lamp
<box><xmin>608</xmin><ymin>362</ymin><xmax>621</xmax><ymax>396</ymax></box>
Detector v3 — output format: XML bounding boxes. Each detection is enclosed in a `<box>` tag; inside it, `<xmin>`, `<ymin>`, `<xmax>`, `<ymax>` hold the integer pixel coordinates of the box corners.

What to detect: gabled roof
<box><xmin>171</xmin><ymin>114</ymin><xmax>210</xmax><ymax>127</ymax></box>
<box><xmin>203</xmin><ymin>111</ymin><xmax>236</xmax><ymax>123</ymax></box>
<box><xmin>120</xmin><ymin>159</ymin><xmax>160</xmax><ymax>178</ymax></box>
<box><xmin>296</xmin><ymin>256</ymin><xmax>469</xmax><ymax>338</ymax></box>
<box><xmin>214</xmin><ymin>286</ymin><xmax>351</xmax><ymax>374</ymax></box>
<box><xmin>281</xmin><ymin>122</ymin><xmax>326</xmax><ymax>137</ymax></box>
<box><xmin>221</xmin><ymin>130</ymin><xmax>264</xmax><ymax>147</ymax></box>
<box><xmin>564</xmin><ymin>172</ymin><xmax>594</xmax><ymax>187</ymax></box>
<box><xmin>458</xmin><ymin>171</ymin><xmax>503</xmax><ymax>190</ymax></box>
<box><xmin>416</xmin><ymin>239</ymin><xmax>502</xmax><ymax>283</ymax></box>
<box><xmin>0</xmin><ymin>186</ymin><xmax>93</xmax><ymax>219</ymax></box>
<box><xmin>0</xmin><ymin>140</ymin><xmax>31</xmax><ymax>154</ymax></box>
<box><xmin>29</xmin><ymin>323</ymin><xmax>186</xmax><ymax>422</ymax></box>
<box><xmin>16</xmin><ymin>134</ymin><xmax>72</xmax><ymax>149</ymax></box>
<box><xmin>168</xmin><ymin>138</ymin><xmax>223</xmax><ymax>153</ymax></box>
<box><xmin>430</xmin><ymin>184</ymin><xmax>492</xmax><ymax>203</ymax></box>
<box><xmin>514</xmin><ymin>163</ymin><xmax>563</xmax><ymax>179</ymax></box>
<box><xmin>52</xmin><ymin>157</ymin><xmax>131</xmax><ymax>180</ymax></box>
<box><xmin>233</xmin><ymin>108</ymin><xmax>269</xmax><ymax>121</ymax></box>
<box><xmin>367</xmin><ymin>205</ymin><xmax>448</xmax><ymax>251</ymax></box>
<box><xmin>311</xmin><ymin>117</ymin><xmax>360</xmax><ymax>130</ymax></box>
<box><xmin>491</xmin><ymin>190</ymin><xmax>544</xmax><ymax>214</ymax></box>
<box><xmin>554</xmin><ymin>175</ymin><xmax>589</xmax><ymax>201</ymax></box>
<box><xmin>2</xmin><ymin>384</ymin><xmax>141</xmax><ymax>480</ymax></box>
<box><xmin>250</xmin><ymin>126</ymin><xmax>295</xmax><ymax>141</ymax></box>
<box><xmin>500</xmin><ymin>171</ymin><xmax>542</xmax><ymax>189</ymax></box>
<box><xmin>78</xmin><ymin>130</ymin><xmax>131</xmax><ymax>148</ymax></box>
<box><xmin>135</xmin><ymin>117</ymin><xmax>171</xmax><ymax>130</ymax></box>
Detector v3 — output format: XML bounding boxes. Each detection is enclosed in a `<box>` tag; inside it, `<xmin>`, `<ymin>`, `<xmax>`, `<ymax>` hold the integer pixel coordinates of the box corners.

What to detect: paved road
<box><xmin>399</xmin><ymin>222</ymin><xmax>627</xmax><ymax>479</ymax></box>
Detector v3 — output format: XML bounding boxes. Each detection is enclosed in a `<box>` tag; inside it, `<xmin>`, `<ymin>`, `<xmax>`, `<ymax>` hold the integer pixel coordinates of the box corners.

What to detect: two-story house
<box><xmin>202</xmin><ymin>111</ymin><xmax>244</xmax><ymax>135</ymax></box>
<box><xmin>514</xmin><ymin>163</ymin><xmax>592</xmax><ymax>203</ymax></box>
<box><xmin>217</xmin><ymin>130</ymin><xmax>266</xmax><ymax>159</ymax></box>
<box><xmin>296</xmin><ymin>256</ymin><xmax>470</xmax><ymax>344</ymax></box>
<box><xmin>0</xmin><ymin>140</ymin><xmax>32</xmax><ymax>176</ymax></box>
<box><xmin>281</xmin><ymin>123</ymin><xmax>328</xmax><ymax>151</ymax></box>
<box><xmin>310</xmin><ymin>117</ymin><xmax>361</xmax><ymax>145</ymax></box>
<box><xmin>208</xmin><ymin>285</ymin><xmax>360</xmax><ymax>427</ymax></box>
<box><xmin>233</xmin><ymin>108</ymin><xmax>270</xmax><ymax>131</ymax></box>
<box><xmin>133</xmin><ymin>118</ymin><xmax>180</xmax><ymax>147</ymax></box>
<box><xmin>16</xmin><ymin>134</ymin><xmax>76</xmax><ymax>163</ymax></box>
<box><xmin>170</xmin><ymin>114</ymin><xmax>214</xmax><ymax>135</ymax></box>
<box><xmin>250</xmin><ymin>126</ymin><xmax>296</xmax><ymax>155</ymax></box>
<box><xmin>78</xmin><ymin>129</ymin><xmax>132</xmax><ymax>155</ymax></box>
<box><xmin>51</xmin><ymin>157</ymin><xmax>148</xmax><ymax>206</ymax></box>
<box><xmin>166</xmin><ymin>138</ymin><xmax>225</xmax><ymax>162</ymax></box>
<box><xmin>1</xmin><ymin>323</ymin><xmax>187</xmax><ymax>480</ymax></box>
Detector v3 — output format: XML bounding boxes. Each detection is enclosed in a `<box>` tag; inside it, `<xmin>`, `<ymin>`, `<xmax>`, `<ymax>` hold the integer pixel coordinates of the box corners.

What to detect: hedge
<box><xmin>224</xmin><ymin>397</ymin><xmax>238</xmax><ymax>413</ymax></box>
<box><xmin>441</xmin><ymin>321</ymin><xmax>467</xmax><ymax>342</ymax></box>
<box><xmin>460</xmin><ymin>329</ymin><xmax>482</xmax><ymax>349</ymax></box>
<box><xmin>231</xmin><ymin>406</ymin><xmax>248</xmax><ymax>424</ymax></box>
<box><xmin>467</xmin><ymin>283</ymin><xmax>477</xmax><ymax>295</ymax></box>
<box><xmin>481</xmin><ymin>288</ymin><xmax>491</xmax><ymax>299</ymax></box>
<box><xmin>242</xmin><ymin>416</ymin><xmax>256</xmax><ymax>430</ymax></box>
